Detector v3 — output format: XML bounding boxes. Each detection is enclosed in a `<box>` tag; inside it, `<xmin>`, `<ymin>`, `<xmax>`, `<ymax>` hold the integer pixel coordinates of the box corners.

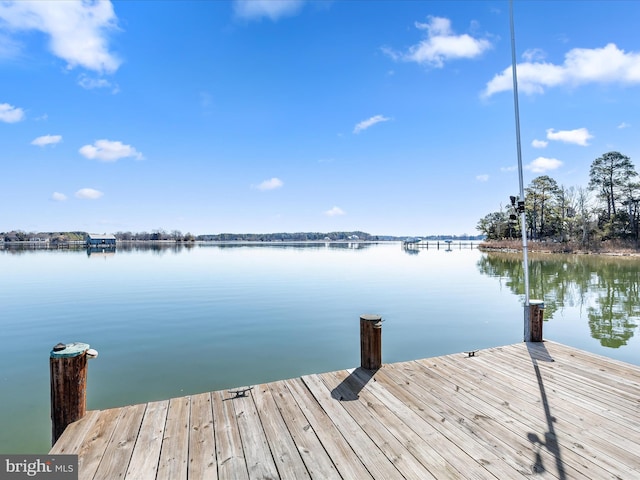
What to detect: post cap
<box><xmin>530</xmin><ymin>300</ymin><xmax>545</xmax><ymax>308</ymax></box>
<box><xmin>360</xmin><ymin>314</ymin><xmax>382</xmax><ymax>322</ymax></box>
<box><xmin>50</xmin><ymin>342</ymin><xmax>90</xmax><ymax>358</ymax></box>
<box><xmin>86</xmin><ymin>348</ymin><xmax>99</xmax><ymax>359</ymax></box>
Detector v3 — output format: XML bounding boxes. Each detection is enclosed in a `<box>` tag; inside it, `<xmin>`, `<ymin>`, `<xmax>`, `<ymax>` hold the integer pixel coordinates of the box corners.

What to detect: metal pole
<box><xmin>509</xmin><ymin>0</ymin><xmax>531</xmax><ymax>340</ymax></box>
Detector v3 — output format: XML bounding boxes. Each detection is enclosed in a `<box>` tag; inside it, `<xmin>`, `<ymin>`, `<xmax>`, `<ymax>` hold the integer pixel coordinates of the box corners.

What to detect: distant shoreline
<box><xmin>479</xmin><ymin>239</ymin><xmax>640</xmax><ymax>257</ymax></box>
<box><xmin>0</xmin><ymin>239</ymin><xmax>401</xmax><ymax>250</ymax></box>
<box><xmin>1</xmin><ymin>231</ymin><xmax>485</xmax><ymax>245</ymax></box>
<box><xmin>0</xmin><ymin>239</ymin><xmax>396</xmax><ymax>245</ymax></box>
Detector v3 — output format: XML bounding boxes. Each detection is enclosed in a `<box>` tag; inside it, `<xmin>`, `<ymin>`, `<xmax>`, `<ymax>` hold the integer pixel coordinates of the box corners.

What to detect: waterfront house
<box><xmin>29</xmin><ymin>237</ymin><xmax>49</xmax><ymax>243</ymax></box>
<box><xmin>85</xmin><ymin>234</ymin><xmax>117</xmax><ymax>247</ymax></box>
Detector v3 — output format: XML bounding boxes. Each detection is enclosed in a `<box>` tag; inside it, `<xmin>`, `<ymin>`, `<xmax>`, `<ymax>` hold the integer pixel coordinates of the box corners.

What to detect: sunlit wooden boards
<box><xmin>52</xmin><ymin>341</ymin><xmax>640</xmax><ymax>479</ymax></box>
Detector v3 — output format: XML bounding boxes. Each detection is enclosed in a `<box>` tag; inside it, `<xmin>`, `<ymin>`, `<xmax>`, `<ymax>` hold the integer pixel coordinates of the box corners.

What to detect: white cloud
<box><xmin>526</xmin><ymin>157</ymin><xmax>563</xmax><ymax>173</ymax></box>
<box><xmin>0</xmin><ymin>102</ymin><xmax>25</xmax><ymax>123</ymax></box>
<box><xmin>383</xmin><ymin>16</ymin><xmax>491</xmax><ymax>68</ymax></box>
<box><xmin>79</xmin><ymin>139</ymin><xmax>143</xmax><ymax>162</ymax></box>
<box><xmin>0</xmin><ymin>31</ymin><xmax>20</xmax><ymax>58</ymax></box>
<box><xmin>254</xmin><ymin>177</ymin><xmax>284</xmax><ymax>191</ymax></box>
<box><xmin>324</xmin><ymin>206</ymin><xmax>346</xmax><ymax>217</ymax></box>
<box><xmin>531</xmin><ymin>139</ymin><xmax>548</xmax><ymax>149</ymax></box>
<box><xmin>75</xmin><ymin>188</ymin><xmax>103</xmax><ymax>200</ymax></box>
<box><xmin>484</xmin><ymin>43</ymin><xmax>640</xmax><ymax>97</ymax></box>
<box><xmin>31</xmin><ymin>134</ymin><xmax>62</xmax><ymax>147</ymax></box>
<box><xmin>354</xmin><ymin>115</ymin><xmax>390</xmax><ymax>134</ymax></box>
<box><xmin>546</xmin><ymin>128</ymin><xmax>593</xmax><ymax>146</ymax></box>
<box><xmin>476</xmin><ymin>174</ymin><xmax>489</xmax><ymax>182</ymax></box>
<box><xmin>618</xmin><ymin>122</ymin><xmax>631</xmax><ymax>129</ymax></box>
<box><xmin>233</xmin><ymin>0</ymin><xmax>304</xmax><ymax>21</ymax></box>
<box><xmin>500</xmin><ymin>165</ymin><xmax>517</xmax><ymax>172</ymax></box>
<box><xmin>51</xmin><ymin>192</ymin><xmax>67</xmax><ymax>201</ymax></box>
<box><xmin>78</xmin><ymin>74</ymin><xmax>119</xmax><ymax>93</ymax></box>
<box><xmin>522</xmin><ymin>48</ymin><xmax>546</xmax><ymax>63</ymax></box>
<box><xmin>0</xmin><ymin>1</ymin><xmax>121</xmax><ymax>74</ymax></box>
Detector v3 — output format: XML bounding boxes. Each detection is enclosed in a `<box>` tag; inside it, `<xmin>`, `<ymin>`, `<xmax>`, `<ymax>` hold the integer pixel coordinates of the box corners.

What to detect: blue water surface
<box><xmin>1</xmin><ymin>242</ymin><xmax>638</xmax><ymax>453</ymax></box>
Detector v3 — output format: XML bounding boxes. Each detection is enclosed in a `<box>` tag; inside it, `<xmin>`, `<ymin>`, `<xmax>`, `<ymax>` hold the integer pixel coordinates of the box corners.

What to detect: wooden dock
<box><xmin>402</xmin><ymin>240</ymin><xmax>477</xmax><ymax>250</ymax></box>
<box><xmin>50</xmin><ymin>341</ymin><xmax>640</xmax><ymax>479</ymax></box>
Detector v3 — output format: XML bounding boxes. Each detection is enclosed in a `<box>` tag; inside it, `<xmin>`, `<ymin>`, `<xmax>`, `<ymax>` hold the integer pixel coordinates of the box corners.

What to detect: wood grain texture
<box><xmin>50</xmin><ymin>341</ymin><xmax>640</xmax><ymax>480</ymax></box>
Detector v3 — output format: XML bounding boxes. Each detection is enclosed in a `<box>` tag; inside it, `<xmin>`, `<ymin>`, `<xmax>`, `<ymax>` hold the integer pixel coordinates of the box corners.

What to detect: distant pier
<box><xmin>403</xmin><ymin>240</ymin><xmax>478</xmax><ymax>250</ymax></box>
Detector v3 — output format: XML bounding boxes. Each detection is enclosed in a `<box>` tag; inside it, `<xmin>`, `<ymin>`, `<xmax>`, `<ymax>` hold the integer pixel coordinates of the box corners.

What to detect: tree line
<box><xmin>111</xmin><ymin>230</ymin><xmax>380</xmax><ymax>242</ymax></box>
<box><xmin>477</xmin><ymin>151</ymin><xmax>640</xmax><ymax>247</ymax></box>
<box><xmin>2</xmin><ymin>230</ymin><xmax>381</xmax><ymax>243</ymax></box>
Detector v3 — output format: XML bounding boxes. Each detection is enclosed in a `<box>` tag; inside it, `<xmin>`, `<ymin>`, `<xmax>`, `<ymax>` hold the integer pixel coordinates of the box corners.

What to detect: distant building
<box><xmin>86</xmin><ymin>234</ymin><xmax>117</xmax><ymax>247</ymax></box>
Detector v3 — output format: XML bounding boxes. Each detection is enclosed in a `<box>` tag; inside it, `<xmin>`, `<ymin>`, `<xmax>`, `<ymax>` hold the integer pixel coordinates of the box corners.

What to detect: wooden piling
<box><xmin>50</xmin><ymin>342</ymin><xmax>91</xmax><ymax>445</ymax></box>
<box><xmin>360</xmin><ymin>314</ymin><xmax>382</xmax><ymax>370</ymax></box>
<box><xmin>528</xmin><ymin>300</ymin><xmax>544</xmax><ymax>342</ymax></box>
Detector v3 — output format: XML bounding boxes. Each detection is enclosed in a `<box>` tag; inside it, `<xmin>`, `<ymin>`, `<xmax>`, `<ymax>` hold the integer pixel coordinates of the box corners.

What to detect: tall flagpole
<box><xmin>509</xmin><ymin>0</ymin><xmax>531</xmax><ymax>340</ymax></box>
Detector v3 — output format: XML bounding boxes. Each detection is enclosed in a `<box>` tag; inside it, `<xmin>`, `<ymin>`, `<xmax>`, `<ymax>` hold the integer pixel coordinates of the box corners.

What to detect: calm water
<box><xmin>1</xmin><ymin>242</ymin><xmax>639</xmax><ymax>454</ymax></box>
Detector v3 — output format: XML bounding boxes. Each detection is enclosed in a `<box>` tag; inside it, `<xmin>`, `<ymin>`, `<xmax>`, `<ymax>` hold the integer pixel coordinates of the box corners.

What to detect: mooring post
<box><xmin>524</xmin><ymin>300</ymin><xmax>545</xmax><ymax>342</ymax></box>
<box><xmin>360</xmin><ymin>314</ymin><xmax>382</xmax><ymax>370</ymax></box>
<box><xmin>50</xmin><ymin>342</ymin><xmax>97</xmax><ymax>445</ymax></box>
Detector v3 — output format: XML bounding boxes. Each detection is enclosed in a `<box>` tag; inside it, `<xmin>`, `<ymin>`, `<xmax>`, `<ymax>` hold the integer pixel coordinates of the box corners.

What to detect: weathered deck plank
<box><xmin>125</xmin><ymin>400</ymin><xmax>169</xmax><ymax>480</ymax></box>
<box><xmin>416</xmin><ymin>354</ymin><xmax>586</xmax><ymax>479</ymax></box>
<box><xmin>320</xmin><ymin>369</ymin><xmax>438</xmax><ymax>479</ymax></box>
<box><xmin>74</xmin><ymin>407</ymin><xmax>122</xmax><ymax>479</ymax></box>
<box><xmin>283</xmin><ymin>377</ymin><xmax>373</xmax><ymax>480</ymax></box>
<box><xmin>252</xmin><ymin>383</ymin><xmax>311</xmax><ymax>479</ymax></box>
<box><xmin>50</xmin><ymin>342</ymin><xmax>640</xmax><ymax>480</ymax></box>
<box><xmin>464</xmin><ymin>344</ymin><xmax>640</xmax><ymax>478</ymax></box>
<box><xmin>483</xmin><ymin>344</ymin><xmax>640</xmax><ymax>451</ymax></box>
<box><xmin>302</xmin><ymin>373</ymin><xmax>405</xmax><ymax>479</ymax></box>
<box><xmin>347</xmin><ymin>367</ymin><xmax>479</xmax><ymax>480</ymax></box>
<box><xmin>188</xmin><ymin>393</ymin><xmax>216</xmax><ymax>480</ymax></box>
<box><xmin>92</xmin><ymin>404</ymin><xmax>146</xmax><ymax>480</ymax></box>
<box><xmin>49</xmin><ymin>410</ymin><xmax>100</xmax><ymax>456</ymax></box>
<box><xmin>268</xmin><ymin>380</ymin><xmax>341</xmax><ymax>480</ymax></box>
<box><xmin>231</xmin><ymin>387</ymin><xmax>280</xmax><ymax>480</ymax></box>
<box><xmin>378</xmin><ymin>362</ymin><xmax>535</xmax><ymax>479</ymax></box>
<box><xmin>434</xmin><ymin>347</ymin><xmax>637</xmax><ymax>479</ymax></box>
<box><xmin>156</xmin><ymin>396</ymin><xmax>190</xmax><ymax>480</ymax></box>
<box><xmin>493</xmin><ymin>343</ymin><xmax>640</xmax><ymax>419</ymax></box>
<box><xmin>212</xmin><ymin>390</ymin><xmax>249</xmax><ymax>480</ymax></box>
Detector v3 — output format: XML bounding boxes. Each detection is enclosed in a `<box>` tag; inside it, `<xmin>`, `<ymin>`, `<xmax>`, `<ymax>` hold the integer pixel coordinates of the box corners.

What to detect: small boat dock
<box><xmin>402</xmin><ymin>240</ymin><xmax>478</xmax><ymax>250</ymax></box>
<box><xmin>50</xmin><ymin>341</ymin><xmax>640</xmax><ymax>479</ymax></box>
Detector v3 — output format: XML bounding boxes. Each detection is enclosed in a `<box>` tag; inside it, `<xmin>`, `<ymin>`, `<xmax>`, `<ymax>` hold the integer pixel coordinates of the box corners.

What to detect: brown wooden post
<box><xmin>360</xmin><ymin>314</ymin><xmax>382</xmax><ymax>370</ymax></box>
<box><xmin>528</xmin><ymin>300</ymin><xmax>545</xmax><ymax>342</ymax></box>
<box><xmin>50</xmin><ymin>342</ymin><xmax>95</xmax><ymax>445</ymax></box>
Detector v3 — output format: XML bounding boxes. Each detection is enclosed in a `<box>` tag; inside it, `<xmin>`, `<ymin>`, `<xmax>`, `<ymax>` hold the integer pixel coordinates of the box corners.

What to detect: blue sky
<box><xmin>1</xmin><ymin>0</ymin><xmax>640</xmax><ymax>236</ymax></box>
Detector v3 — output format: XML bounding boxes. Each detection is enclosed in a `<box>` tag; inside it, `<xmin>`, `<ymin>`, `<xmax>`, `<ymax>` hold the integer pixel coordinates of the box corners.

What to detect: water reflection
<box><xmin>86</xmin><ymin>249</ymin><xmax>116</xmax><ymax>259</ymax></box>
<box><xmin>199</xmin><ymin>241</ymin><xmax>375</xmax><ymax>251</ymax></box>
<box><xmin>1</xmin><ymin>240</ymin><xmax>378</xmax><ymax>257</ymax></box>
<box><xmin>477</xmin><ymin>252</ymin><xmax>640</xmax><ymax>348</ymax></box>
